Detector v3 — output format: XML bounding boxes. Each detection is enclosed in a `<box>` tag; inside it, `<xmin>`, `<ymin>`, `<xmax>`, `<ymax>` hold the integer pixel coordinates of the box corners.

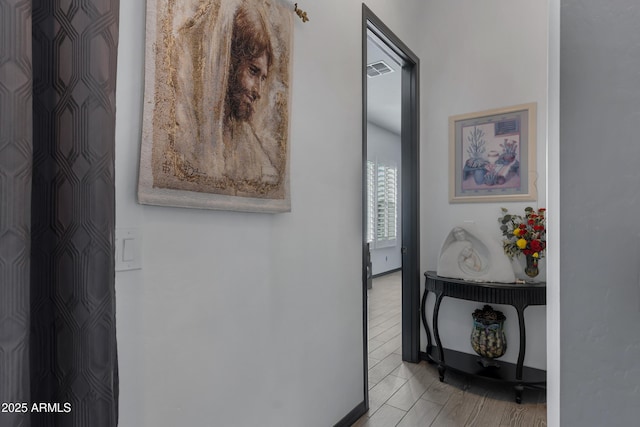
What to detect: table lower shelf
<box><xmin>422</xmin><ymin>347</ymin><xmax>546</xmax><ymax>386</ymax></box>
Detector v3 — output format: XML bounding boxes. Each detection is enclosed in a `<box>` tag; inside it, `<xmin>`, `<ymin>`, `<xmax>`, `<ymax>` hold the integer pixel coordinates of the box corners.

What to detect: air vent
<box><xmin>366</xmin><ymin>60</ymin><xmax>394</xmax><ymax>78</ymax></box>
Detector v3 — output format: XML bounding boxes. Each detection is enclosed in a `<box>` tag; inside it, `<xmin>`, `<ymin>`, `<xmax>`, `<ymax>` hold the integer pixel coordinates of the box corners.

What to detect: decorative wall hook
<box><xmin>294</xmin><ymin>3</ymin><xmax>309</xmax><ymax>22</ymax></box>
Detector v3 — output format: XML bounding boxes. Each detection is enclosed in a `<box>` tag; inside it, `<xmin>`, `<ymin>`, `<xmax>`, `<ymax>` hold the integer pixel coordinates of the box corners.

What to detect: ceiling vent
<box><xmin>366</xmin><ymin>60</ymin><xmax>394</xmax><ymax>78</ymax></box>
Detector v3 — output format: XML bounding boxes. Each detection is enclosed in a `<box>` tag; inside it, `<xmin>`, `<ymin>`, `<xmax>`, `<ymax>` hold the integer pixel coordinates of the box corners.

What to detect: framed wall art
<box><xmin>449</xmin><ymin>103</ymin><xmax>537</xmax><ymax>203</ymax></box>
<box><xmin>138</xmin><ymin>0</ymin><xmax>293</xmax><ymax>213</ymax></box>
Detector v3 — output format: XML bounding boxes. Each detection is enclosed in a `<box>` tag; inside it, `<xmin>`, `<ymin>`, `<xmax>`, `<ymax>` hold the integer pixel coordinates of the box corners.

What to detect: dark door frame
<box><xmin>337</xmin><ymin>6</ymin><xmax>420</xmax><ymax>424</ymax></box>
<box><xmin>361</xmin><ymin>1</ymin><xmax>420</xmax><ymax>410</ymax></box>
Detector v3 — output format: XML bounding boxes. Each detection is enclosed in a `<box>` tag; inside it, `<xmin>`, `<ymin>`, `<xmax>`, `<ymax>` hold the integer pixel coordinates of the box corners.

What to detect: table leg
<box><xmin>421</xmin><ymin>288</ymin><xmax>432</xmax><ymax>352</ymax></box>
<box><xmin>515</xmin><ymin>305</ymin><xmax>527</xmax><ymax>403</ymax></box>
<box><xmin>514</xmin><ymin>384</ymin><xmax>524</xmax><ymax>404</ymax></box>
<box><xmin>515</xmin><ymin>306</ymin><xmax>527</xmax><ymax>380</ymax></box>
<box><xmin>433</xmin><ymin>293</ymin><xmax>445</xmax><ymax>381</ymax></box>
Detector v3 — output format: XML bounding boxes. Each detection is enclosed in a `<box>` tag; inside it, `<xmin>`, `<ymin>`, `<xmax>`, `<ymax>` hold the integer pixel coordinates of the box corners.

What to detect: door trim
<box><xmin>361</xmin><ymin>2</ymin><xmax>421</xmax><ymax>411</ymax></box>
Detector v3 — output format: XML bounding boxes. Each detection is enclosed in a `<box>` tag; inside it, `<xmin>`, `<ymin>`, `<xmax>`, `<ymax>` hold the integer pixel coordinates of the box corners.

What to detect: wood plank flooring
<box><xmin>354</xmin><ymin>271</ymin><xmax>546</xmax><ymax>427</ymax></box>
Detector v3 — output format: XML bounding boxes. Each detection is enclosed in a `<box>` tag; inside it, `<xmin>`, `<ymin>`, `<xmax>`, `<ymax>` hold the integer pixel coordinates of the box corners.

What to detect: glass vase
<box><xmin>524</xmin><ymin>254</ymin><xmax>539</xmax><ymax>278</ymax></box>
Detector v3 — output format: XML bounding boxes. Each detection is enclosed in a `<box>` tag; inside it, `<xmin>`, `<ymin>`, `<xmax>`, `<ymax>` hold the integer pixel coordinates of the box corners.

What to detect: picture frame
<box><xmin>449</xmin><ymin>103</ymin><xmax>537</xmax><ymax>203</ymax></box>
<box><xmin>138</xmin><ymin>0</ymin><xmax>293</xmax><ymax>213</ymax></box>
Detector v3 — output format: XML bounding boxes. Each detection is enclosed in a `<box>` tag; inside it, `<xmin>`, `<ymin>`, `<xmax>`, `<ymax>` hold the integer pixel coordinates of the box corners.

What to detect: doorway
<box><xmin>361</xmin><ymin>4</ymin><xmax>420</xmax><ymax>410</ymax></box>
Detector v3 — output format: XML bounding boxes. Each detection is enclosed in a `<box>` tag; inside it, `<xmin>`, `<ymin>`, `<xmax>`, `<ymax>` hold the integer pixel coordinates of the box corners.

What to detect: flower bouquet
<box><xmin>498</xmin><ymin>207</ymin><xmax>546</xmax><ymax>277</ymax></box>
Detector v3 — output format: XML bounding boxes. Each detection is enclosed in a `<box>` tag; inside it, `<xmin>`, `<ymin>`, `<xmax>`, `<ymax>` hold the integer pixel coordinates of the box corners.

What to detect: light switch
<box><xmin>116</xmin><ymin>228</ymin><xmax>142</xmax><ymax>272</ymax></box>
<box><xmin>123</xmin><ymin>238</ymin><xmax>135</xmax><ymax>262</ymax></box>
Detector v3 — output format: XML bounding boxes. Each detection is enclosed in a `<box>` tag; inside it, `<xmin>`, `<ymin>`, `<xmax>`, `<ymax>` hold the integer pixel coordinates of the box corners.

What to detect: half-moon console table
<box><xmin>421</xmin><ymin>271</ymin><xmax>546</xmax><ymax>403</ymax></box>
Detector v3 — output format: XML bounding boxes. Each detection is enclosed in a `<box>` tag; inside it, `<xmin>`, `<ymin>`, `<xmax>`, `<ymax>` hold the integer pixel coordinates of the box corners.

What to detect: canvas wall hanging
<box><xmin>139</xmin><ymin>0</ymin><xmax>293</xmax><ymax>212</ymax></box>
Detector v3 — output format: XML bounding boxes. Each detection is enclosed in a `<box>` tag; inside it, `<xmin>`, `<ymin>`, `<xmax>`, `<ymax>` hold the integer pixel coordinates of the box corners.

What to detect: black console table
<box><xmin>421</xmin><ymin>271</ymin><xmax>546</xmax><ymax>403</ymax></box>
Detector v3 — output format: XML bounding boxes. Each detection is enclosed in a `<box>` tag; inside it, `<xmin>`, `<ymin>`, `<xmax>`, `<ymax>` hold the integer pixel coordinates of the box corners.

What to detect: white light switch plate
<box><xmin>115</xmin><ymin>228</ymin><xmax>142</xmax><ymax>271</ymax></box>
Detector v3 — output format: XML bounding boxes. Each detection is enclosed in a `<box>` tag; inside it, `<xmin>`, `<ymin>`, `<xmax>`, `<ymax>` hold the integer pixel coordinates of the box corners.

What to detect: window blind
<box><xmin>366</xmin><ymin>160</ymin><xmax>397</xmax><ymax>246</ymax></box>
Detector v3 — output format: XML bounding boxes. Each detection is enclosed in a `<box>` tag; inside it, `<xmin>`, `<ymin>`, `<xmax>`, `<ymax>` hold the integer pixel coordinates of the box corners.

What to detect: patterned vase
<box><xmin>471</xmin><ymin>305</ymin><xmax>507</xmax><ymax>367</ymax></box>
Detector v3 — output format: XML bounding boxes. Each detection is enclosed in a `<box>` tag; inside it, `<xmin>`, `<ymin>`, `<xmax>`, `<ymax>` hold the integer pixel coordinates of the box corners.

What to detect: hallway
<box><xmin>355</xmin><ymin>271</ymin><xmax>546</xmax><ymax>426</ymax></box>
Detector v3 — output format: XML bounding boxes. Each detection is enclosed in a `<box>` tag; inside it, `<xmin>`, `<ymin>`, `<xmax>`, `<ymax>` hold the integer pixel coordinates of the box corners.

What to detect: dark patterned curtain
<box><xmin>1</xmin><ymin>1</ymin><xmax>119</xmax><ymax>426</ymax></box>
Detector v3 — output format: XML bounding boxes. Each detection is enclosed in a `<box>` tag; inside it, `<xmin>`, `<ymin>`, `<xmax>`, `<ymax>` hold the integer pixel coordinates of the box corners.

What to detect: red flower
<box><xmin>530</xmin><ymin>240</ymin><xmax>543</xmax><ymax>252</ymax></box>
<box><xmin>528</xmin><ymin>219</ymin><xmax>535</xmax><ymax>225</ymax></box>
<box><xmin>519</xmin><ymin>224</ymin><xmax>526</xmax><ymax>229</ymax></box>
<box><xmin>534</xmin><ymin>225</ymin><xmax>545</xmax><ymax>232</ymax></box>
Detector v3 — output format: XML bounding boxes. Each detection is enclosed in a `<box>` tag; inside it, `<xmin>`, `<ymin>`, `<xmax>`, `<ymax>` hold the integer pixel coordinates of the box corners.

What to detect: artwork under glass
<box><xmin>449</xmin><ymin>103</ymin><xmax>537</xmax><ymax>203</ymax></box>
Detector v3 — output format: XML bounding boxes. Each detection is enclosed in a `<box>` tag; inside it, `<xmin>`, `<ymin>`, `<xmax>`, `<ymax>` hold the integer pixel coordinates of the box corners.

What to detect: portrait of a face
<box><xmin>228</xmin><ymin>53</ymin><xmax>269</xmax><ymax>120</ymax></box>
<box><xmin>139</xmin><ymin>0</ymin><xmax>293</xmax><ymax>212</ymax></box>
<box><xmin>226</xmin><ymin>6</ymin><xmax>274</xmax><ymax>123</ymax></box>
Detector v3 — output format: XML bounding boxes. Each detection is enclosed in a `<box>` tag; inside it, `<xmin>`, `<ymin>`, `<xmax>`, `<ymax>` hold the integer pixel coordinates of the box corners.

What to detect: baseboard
<box><xmin>334</xmin><ymin>400</ymin><xmax>367</xmax><ymax>427</ymax></box>
<box><xmin>371</xmin><ymin>267</ymin><xmax>401</xmax><ymax>279</ymax></box>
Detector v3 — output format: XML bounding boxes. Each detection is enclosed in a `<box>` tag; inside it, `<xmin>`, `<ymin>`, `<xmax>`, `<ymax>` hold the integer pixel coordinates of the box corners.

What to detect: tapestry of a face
<box><xmin>139</xmin><ymin>0</ymin><xmax>292</xmax><ymax>211</ymax></box>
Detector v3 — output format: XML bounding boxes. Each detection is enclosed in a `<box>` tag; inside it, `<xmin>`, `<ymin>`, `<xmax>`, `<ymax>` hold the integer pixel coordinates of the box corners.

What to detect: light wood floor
<box><xmin>354</xmin><ymin>271</ymin><xmax>546</xmax><ymax>427</ymax></box>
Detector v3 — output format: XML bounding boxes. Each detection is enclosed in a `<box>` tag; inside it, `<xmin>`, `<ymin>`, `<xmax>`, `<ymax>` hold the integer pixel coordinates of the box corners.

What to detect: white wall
<box><xmin>547</xmin><ymin>1</ymin><xmax>561</xmax><ymax>424</ymax></box>
<box><xmin>114</xmin><ymin>1</ymin><xmax>425</xmax><ymax>426</ymax></box>
<box><xmin>560</xmin><ymin>1</ymin><xmax>640</xmax><ymax>425</ymax></box>
<box><xmin>419</xmin><ymin>0</ymin><xmax>549</xmax><ymax>369</ymax></box>
<box><xmin>114</xmin><ymin>1</ymin><xmax>552</xmax><ymax>424</ymax></box>
<box><xmin>367</xmin><ymin>122</ymin><xmax>402</xmax><ymax>275</ymax></box>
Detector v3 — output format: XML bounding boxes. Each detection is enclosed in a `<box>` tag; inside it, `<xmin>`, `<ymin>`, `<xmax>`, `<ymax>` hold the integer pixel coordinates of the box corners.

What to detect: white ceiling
<box><xmin>366</xmin><ymin>32</ymin><xmax>402</xmax><ymax>135</ymax></box>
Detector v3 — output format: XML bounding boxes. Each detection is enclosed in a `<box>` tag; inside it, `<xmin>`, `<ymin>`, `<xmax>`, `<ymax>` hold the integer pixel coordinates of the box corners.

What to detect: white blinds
<box><xmin>366</xmin><ymin>161</ymin><xmax>375</xmax><ymax>243</ymax></box>
<box><xmin>367</xmin><ymin>160</ymin><xmax>397</xmax><ymax>245</ymax></box>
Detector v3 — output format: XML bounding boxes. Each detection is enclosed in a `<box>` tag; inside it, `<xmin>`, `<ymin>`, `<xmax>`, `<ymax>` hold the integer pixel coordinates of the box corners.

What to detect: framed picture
<box><xmin>138</xmin><ymin>0</ymin><xmax>293</xmax><ymax>213</ymax></box>
<box><xmin>449</xmin><ymin>103</ymin><xmax>537</xmax><ymax>203</ymax></box>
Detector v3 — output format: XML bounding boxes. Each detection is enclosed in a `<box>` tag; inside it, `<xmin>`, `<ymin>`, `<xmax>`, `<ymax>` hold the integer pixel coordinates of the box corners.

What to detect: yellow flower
<box><xmin>513</xmin><ymin>229</ymin><xmax>522</xmax><ymax>237</ymax></box>
<box><xmin>533</xmin><ymin>252</ymin><xmax>539</xmax><ymax>258</ymax></box>
<box><xmin>516</xmin><ymin>239</ymin><xmax>527</xmax><ymax>249</ymax></box>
